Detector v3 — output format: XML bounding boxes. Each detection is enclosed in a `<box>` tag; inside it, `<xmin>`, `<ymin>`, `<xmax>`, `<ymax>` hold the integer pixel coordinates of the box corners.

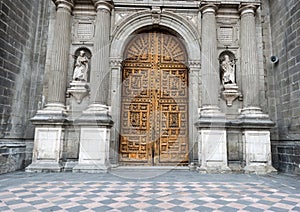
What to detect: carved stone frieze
<box><xmin>73</xmin><ymin>18</ymin><xmax>95</xmax><ymax>43</ymax></box>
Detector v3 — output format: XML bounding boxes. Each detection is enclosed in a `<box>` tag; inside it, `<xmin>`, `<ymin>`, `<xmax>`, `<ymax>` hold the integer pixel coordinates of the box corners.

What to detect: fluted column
<box><xmin>200</xmin><ymin>4</ymin><xmax>221</xmax><ymax>115</ymax></box>
<box><xmin>47</xmin><ymin>0</ymin><xmax>73</xmax><ymax>112</ymax></box>
<box><xmin>239</xmin><ymin>4</ymin><xmax>260</xmax><ymax>113</ymax></box>
<box><xmin>88</xmin><ymin>0</ymin><xmax>113</xmax><ymax>112</ymax></box>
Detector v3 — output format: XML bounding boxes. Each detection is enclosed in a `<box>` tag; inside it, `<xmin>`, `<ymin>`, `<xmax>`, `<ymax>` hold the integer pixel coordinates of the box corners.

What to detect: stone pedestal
<box><xmin>222</xmin><ymin>84</ymin><xmax>241</xmax><ymax>106</ymax></box>
<box><xmin>73</xmin><ymin>126</ymin><xmax>111</xmax><ymax>173</ymax></box>
<box><xmin>243</xmin><ymin>130</ymin><xmax>277</xmax><ymax>174</ymax></box>
<box><xmin>67</xmin><ymin>81</ymin><xmax>89</xmax><ymax>104</ymax></box>
<box><xmin>239</xmin><ymin>110</ymin><xmax>277</xmax><ymax>174</ymax></box>
<box><xmin>73</xmin><ymin>104</ymin><xmax>113</xmax><ymax>173</ymax></box>
<box><xmin>197</xmin><ymin>129</ymin><xmax>230</xmax><ymax>173</ymax></box>
<box><xmin>26</xmin><ymin>124</ymin><xmax>64</xmax><ymax>172</ymax></box>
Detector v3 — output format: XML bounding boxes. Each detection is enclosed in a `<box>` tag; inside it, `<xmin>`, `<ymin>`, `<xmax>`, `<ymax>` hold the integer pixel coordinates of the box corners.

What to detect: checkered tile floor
<box><xmin>1</xmin><ymin>180</ymin><xmax>300</xmax><ymax>211</ymax></box>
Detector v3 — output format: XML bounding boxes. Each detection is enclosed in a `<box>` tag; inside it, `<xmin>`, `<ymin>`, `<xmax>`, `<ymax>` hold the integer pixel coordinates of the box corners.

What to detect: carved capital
<box><xmin>199</xmin><ymin>3</ymin><xmax>218</xmax><ymax>15</ymax></box>
<box><xmin>239</xmin><ymin>4</ymin><xmax>259</xmax><ymax>16</ymax></box>
<box><xmin>93</xmin><ymin>0</ymin><xmax>114</xmax><ymax>12</ymax></box>
<box><xmin>52</xmin><ymin>0</ymin><xmax>74</xmax><ymax>12</ymax></box>
<box><xmin>110</xmin><ymin>57</ymin><xmax>122</xmax><ymax>68</ymax></box>
<box><xmin>188</xmin><ymin>60</ymin><xmax>201</xmax><ymax>69</ymax></box>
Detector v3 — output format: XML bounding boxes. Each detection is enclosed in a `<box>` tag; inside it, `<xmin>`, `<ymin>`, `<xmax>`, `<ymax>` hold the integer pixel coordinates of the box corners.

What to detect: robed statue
<box><xmin>73</xmin><ymin>50</ymin><xmax>89</xmax><ymax>81</ymax></box>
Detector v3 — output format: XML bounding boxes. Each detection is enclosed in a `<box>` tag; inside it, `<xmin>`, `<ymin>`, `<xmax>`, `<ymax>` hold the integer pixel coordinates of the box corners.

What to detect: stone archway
<box><xmin>119</xmin><ymin>29</ymin><xmax>189</xmax><ymax>166</ymax></box>
<box><xmin>109</xmin><ymin>11</ymin><xmax>201</xmax><ymax>166</ymax></box>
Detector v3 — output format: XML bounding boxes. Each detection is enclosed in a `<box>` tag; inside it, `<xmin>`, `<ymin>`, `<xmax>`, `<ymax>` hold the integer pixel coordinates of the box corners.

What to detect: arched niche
<box><xmin>73</xmin><ymin>47</ymin><xmax>92</xmax><ymax>82</ymax></box>
<box><xmin>219</xmin><ymin>50</ymin><xmax>236</xmax><ymax>85</ymax></box>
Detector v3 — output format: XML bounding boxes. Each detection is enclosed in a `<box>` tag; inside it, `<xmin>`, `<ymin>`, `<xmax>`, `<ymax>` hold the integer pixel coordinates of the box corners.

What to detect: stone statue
<box><xmin>73</xmin><ymin>50</ymin><xmax>89</xmax><ymax>81</ymax></box>
<box><xmin>221</xmin><ymin>55</ymin><xmax>235</xmax><ymax>85</ymax></box>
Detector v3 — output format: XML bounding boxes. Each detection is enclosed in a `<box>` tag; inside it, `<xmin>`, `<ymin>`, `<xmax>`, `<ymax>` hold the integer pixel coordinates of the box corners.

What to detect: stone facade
<box><xmin>263</xmin><ymin>0</ymin><xmax>300</xmax><ymax>174</ymax></box>
<box><xmin>0</xmin><ymin>0</ymin><xmax>299</xmax><ymax>174</ymax></box>
<box><xmin>0</xmin><ymin>0</ymin><xmax>51</xmax><ymax>173</ymax></box>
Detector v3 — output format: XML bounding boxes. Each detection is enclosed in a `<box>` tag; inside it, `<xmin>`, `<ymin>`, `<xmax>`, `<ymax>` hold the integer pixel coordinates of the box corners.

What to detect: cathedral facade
<box><xmin>0</xmin><ymin>0</ymin><xmax>299</xmax><ymax>174</ymax></box>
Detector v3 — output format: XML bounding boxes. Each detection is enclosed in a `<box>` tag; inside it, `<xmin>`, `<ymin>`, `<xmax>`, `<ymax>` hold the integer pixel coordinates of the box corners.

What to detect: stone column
<box><xmin>26</xmin><ymin>0</ymin><xmax>74</xmax><ymax>172</ymax></box>
<box><xmin>239</xmin><ymin>4</ymin><xmax>261</xmax><ymax>114</ymax></box>
<box><xmin>74</xmin><ymin>0</ymin><xmax>114</xmax><ymax>173</ymax></box>
<box><xmin>195</xmin><ymin>4</ymin><xmax>229</xmax><ymax>173</ymax></box>
<box><xmin>46</xmin><ymin>0</ymin><xmax>73</xmax><ymax>114</ymax></box>
<box><xmin>84</xmin><ymin>0</ymin><xmax>113</xmax><ymax>115</ymax></box>
<box><xmin>199</xmin><ymin>4</ymin><xmax>221</xmax><ymax>115</ymax></box>
<box><xmin>239</xmin><ymin>4</ymin><xmax>276</xmax><ymax>174</ymax></box>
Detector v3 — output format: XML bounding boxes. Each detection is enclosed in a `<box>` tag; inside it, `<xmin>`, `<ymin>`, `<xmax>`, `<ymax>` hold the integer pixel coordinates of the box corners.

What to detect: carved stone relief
<box><xmin>73</xmin><ymin>18</ymin><xmax>95</xmax><ymax>43</ymax></box>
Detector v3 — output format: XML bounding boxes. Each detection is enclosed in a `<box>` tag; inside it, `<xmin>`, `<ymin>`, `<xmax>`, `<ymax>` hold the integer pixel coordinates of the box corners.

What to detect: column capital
<box><xmin>239</xmin><ymin>4</ymin><xmax>259</xmax><ymax>16</ymax></box>
<box><xmin>52</xmin><ymin>0</ymin><xmax>74</xmax><ymax>12</ymax></box>
<box><xmin>199</xmin><ymin>3</ymin><xmax>218</xmax><ymax>15</ymax></box>
<box><xmin>93</xmin><ymin>0</ymin><xmax>114</xmax><ymax>12</ymax></box>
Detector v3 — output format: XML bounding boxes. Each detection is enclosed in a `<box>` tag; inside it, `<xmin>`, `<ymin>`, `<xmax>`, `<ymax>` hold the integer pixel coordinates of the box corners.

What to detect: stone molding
<box><xmin>239</xmin><ymin>4</ymin><xmax>259</xmax><ymax>16</ymax></box>
<box><xmin>111</xmin><ymin>10</ymin><xmax>200</xmax><ymax>62</ymax></box>
<box><xmin>110</xmin><ymin>57</ymin><xmax>123</xmax><ymax>68</ymax></box>
<box><xmin>188</xmin><ymin>60</ymin><xmax>201</xmax><ymax>69</ymax></box>
<box><xmin>92</xmin><ymin>0</ymin><xmax>114</xmax><ymax>12</ymax></box>
<box><xmin>199</xmin><ymin>3</ymin><xmax>218</xmax><ymax>15</ymax></box>
<box><xmin>52</xmin><ymin>0</ymin><xmax>74</xmax><ymax>12</ymax></box>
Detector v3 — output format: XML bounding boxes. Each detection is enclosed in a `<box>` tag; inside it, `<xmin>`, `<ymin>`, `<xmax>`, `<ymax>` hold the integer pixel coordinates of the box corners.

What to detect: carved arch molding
<box><xmin>119</xmin><ymin>30</ymin><xmax>189</xmax><ymax>165</ymax></box>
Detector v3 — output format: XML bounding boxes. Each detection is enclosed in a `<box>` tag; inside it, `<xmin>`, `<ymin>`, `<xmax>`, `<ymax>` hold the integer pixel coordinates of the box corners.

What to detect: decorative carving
<box><xmin>67</xmin><ymin>81</ymin><xmax>89</xmax><ymax>104</ymax></box>
<box><xmin>151</xmin><ymin>6</ymin><xmax>161</xmax><ymax>24</ymax></box>
<box><xmin>219</xmin><ymin>27</ymin><xmax>233</xmax><ymax>44</ymax></box>
<box><xmin>120</xmin><ymin>31</ymin><xmax>188</xmax><ymax>165</ymax></box>
<box><xmin>76</xmin><ymin>21</ymin><xmax>95</xmax><ymax>41</ymax></box>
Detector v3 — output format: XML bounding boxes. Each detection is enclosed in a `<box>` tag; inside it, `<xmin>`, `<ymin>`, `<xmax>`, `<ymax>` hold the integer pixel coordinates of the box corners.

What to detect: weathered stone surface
<box><xmin>0</xmin><ymin>0</ymin><xmax>50</xmax><ymax>173</ymax></box>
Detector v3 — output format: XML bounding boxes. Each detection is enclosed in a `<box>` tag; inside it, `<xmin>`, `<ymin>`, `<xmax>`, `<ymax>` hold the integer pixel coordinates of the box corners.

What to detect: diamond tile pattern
<box><xmin>0</xmin><ymin>181</ymin><xmax>300</xmax><ymax>211</ymax></box>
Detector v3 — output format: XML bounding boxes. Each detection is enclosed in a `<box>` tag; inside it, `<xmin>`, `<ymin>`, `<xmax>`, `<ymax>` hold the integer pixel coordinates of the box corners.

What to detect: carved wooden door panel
<box><xmin>119</xmin><ymin>31</ymin><xmax>188</xmax><ymax>165</ymax></box>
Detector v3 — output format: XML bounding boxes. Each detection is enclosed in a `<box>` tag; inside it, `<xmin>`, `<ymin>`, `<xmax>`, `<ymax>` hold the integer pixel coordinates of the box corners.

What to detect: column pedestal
<box><xmin>73</xmin><ymin>126</ymin><xmax>112</xmax><ymax>173</ymax></box>
<box><xmin>73</xmin><ymin>110</ymin><xmax>113</xmax><ymax>173</ymax></box>
<box><xmin>26</xmin><ymin>122</ymin><xmax>65</xmax><ymax>172</ymax></box>
<box><xmin>243</xmin><ymin>130</ymin><xmax>277</xmax><ymax>174</ymax></box>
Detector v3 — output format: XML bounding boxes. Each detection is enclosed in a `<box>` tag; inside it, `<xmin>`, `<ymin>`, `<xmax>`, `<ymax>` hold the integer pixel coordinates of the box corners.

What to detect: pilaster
<box><xmin>87</xmin><ymin>0</ymin><xmax>114</xmax><ymax>116</ymax></box>
<box><xmin>73</xmin><ymin>1</ymin><xmax>114</xmax><ymax>173</ymax></box>
<box><xmin>238</xmin><ymin>3</ymin><xmax>276</xmax><ymax>174</ymax></box>
<box><xmin>195</xmin><ymin>3</ymin><xmax>229</xmax><ymax>173</ymax></box>
<box><xmin>45</xmin><ymin>0</ymin><xmax>74</xmax><ymax>114</ymax></box>
<box><xmin>26</xmin><ymin>0</ymin><xmax>74</xmax><ymax>172</ymax></box>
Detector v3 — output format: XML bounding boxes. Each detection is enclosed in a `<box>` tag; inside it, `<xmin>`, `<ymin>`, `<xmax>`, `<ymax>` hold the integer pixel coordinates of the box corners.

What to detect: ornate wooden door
<box><xmin>119</xmin><ymin>30</ymin><xmax>188</xmax><ymax>165</ymax></box>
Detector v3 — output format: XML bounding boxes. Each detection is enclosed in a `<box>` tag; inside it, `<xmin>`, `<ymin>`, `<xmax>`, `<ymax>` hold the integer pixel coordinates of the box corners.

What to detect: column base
<box><xmin>199</xmin><ymin>105</ymin><xmax>224</xmax><ymax>117</ymax></box>
<box><xmin>79</xmin><ymin>103</ymin><xmax>113</xmax><ymax>125</ymax></box>
<box><xmin>243</xmin><ymin>164</ymin><xmax>277</xmax><ymax>175</ymax></box>
<box><xmin>197</xmin><ymin>165</ymin><xmax>231</xmax><ymax>174</ymax></box>
<box><xmin>26</xmin><ymin>161</ymin><xmax>62</xmax><ymax>173</ymax></box>
<box><xmin>31</xmin><ymin>103</ymin><xmax>67</xmax><ymax>122</ymax></box>
<box><xmin>73</xmin><ymin>164</ymin><xmax>111</xmax><ymax>173</ymax></box>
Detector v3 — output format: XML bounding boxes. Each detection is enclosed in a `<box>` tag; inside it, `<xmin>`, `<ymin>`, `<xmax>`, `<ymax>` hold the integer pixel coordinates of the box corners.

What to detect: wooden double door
<box><xmin>119</xmin><ymin>30</ymin><xmax>189</xmax><ymax>165</ymax></box>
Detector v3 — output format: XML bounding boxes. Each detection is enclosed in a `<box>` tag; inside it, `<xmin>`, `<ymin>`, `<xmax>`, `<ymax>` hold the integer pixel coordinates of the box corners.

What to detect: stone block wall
<box><xmin>0</xmin><ymin>0</ymin><xmax>50</xmax><ymax>174</ymax></box>
<box><xmin>265</xmin><ymin>0</ymin><xmax>300</xmax><ymax>174</ymax></box>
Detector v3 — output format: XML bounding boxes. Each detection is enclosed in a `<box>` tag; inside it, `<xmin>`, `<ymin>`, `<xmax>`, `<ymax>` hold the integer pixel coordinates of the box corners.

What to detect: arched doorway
<box><xmin>119</xmin><ymin>29</ymin><xmax>189</xmax><ymax>166</ymax></box>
